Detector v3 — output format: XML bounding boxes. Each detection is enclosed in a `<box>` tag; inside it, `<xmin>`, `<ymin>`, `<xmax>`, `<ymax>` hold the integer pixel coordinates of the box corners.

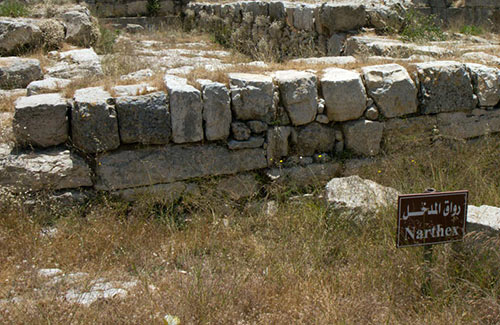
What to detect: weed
<box><xmin>94</xmin><ymin>24</ymin><xmax>119</xmax><ymax>55</ymax></box>
<box><xmin>147</xmin><ymin>0</ymin><xmax>161</xmax><ymax>17</ymax></box>
<box><xmin>460</xmin><ymin>25</ymin><xmax>484</xmax><ymax>36</ymax></box>
<box><xmin>0</xmin><ymin>0</ymin><xmax>29</xmax><ymax>17</ymax></box>
<box><xmin>400</xmin><ymin>9</ymin><xmax>446</xmax><ymax>43</ymax></box>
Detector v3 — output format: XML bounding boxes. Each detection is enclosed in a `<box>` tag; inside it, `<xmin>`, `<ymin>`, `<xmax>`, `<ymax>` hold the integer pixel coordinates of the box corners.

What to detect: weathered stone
<box><xmin>114</xmin><ymin>182</ymin><xmax>199</xmax><ymax>202</ymax></box>
<box><xmin>267</xmin><ymin>162</ymin><xmax>341</xmax><ymax>186</ymax></box>
<box><xmin>362</xmin><ymin>64</ymin><xmax>418</xmax><ymax>118</ymax></box>
<box><xmin>47</xmin><ymin>48</ymin><xmax>103</xmax><ymax>79</ymax></box>
<box><xmin>319</xmin><ymin>3</ymin><xmax>366</xmax><ymax>34</ymax></box>
<box><xmin>0</xmin><ymin>57</ymin><xmax>43</xmax><ymax>90</ymax></box>
<box><xmin>468</xmin><ymin>205</ymin><xmax>500</xmax><ymax>232</ymax></box>
<box><xmin>247</xmin><ymin>120</ymin><xmax>268</xmax><ymax>134</ymax></box>
<box><xmin>289</xmin><ymin>56</ymin><xmax>356</xmax><ymax>66</ymax></box>
<box><xmin>216</xmin><ymin>174</ymin><xmax>260</xmax><ymax>200</ymax></box>
<box><xmin>321</xmin><ymin>68</ymin><xmax>367</xmax><ymax>122</ymax></box>
<box><xmin>367</xmin><ymin>5</ymin><xmax>404</xmax><ymax>31</ymax></box>
<box><xmin>266</xmin><ymin>126</ymin><xmax>294</xmax><ymax>165</ymax></box>
<box><xmin>14</xmin><ymin>94</ymin><xmax>68</xmax><ymax>148</ymax></box>
<box><xmin>327</xmin><ymin>33</ymin><xmax>346</xmax><ymax>56</ymax></box>
<box><xmin>274</xmin><ymin>70</ymin><xmax>318</xmax><ymax>126</ymax></box>
<box><xmin>365</xmin><ymin>106</ymin><xmax>379</xmax><ymax>120</ymax></box>
<box><xmin>115</xmin><ymin>92</ymin><xmax>171</xmax><ymax>145</ymax></box>
<box><xmin>293</xmin><ymin>4</ymin><xmax>317</xmax><ymax>31</ymax></box>
<box><xmin>326</xmin><ymin>175</ymin><xmax>400</xmax><ymax>217</ymax></box>
<box><xmin>58</xmin><ymin>6</ymin><xmax>99</xmax><ymax>47</ymax></box>
<box><xmin>343</xmin><ymin>119</ymin><xmax>384</xmax><ymax>156</ymax></box>
<box><xmin>231</xmin><ymin>122</ymin><xmax>251</xmax><ymax>141</ymax></box>
<box><xmin>228</xmin><ymin>136</ymin><xmax>264</xmax><ymax>150</ymax></box>
<box><xmin>414</xmin><ymin>61</ymin><xmax>475</xmax><ymax>114</ymax></box>
<box><xmin>199</xmin><ymin>80</ymin><xmax>231</xmax><ymax>141</ymax></box>
<box><xmin>164</xmin><ymin>75</ymin><xmax>203</xmax><ymax>143</ymax></box>
<box><xmin>295</xmin><ymin>122</ymin><xmax>336</xmax><ymax>156</ymax></box>
<box><xmin>126</xmin><ymin>23</ymin><xmax>144</xmax><ymax>33</ymax></box>
<box><xmin>111</xmin><ymin>83</ymin><xmax>157</xmax><ymax>97</ymax></box>
<box><xmin>0</xmin><ymin>18</ymin><xmax>42</xmax><ymax>55</ymax></box>
<box><xmin>437</xmin><ymin>109</ymin><xmax>500</xmax><ymax>139</ymax></box>
<box><xmin>95</xmin><ymin>145</ymin><xmax>267</xmax><ymax>190</ymax></box>
<box><xmin>462</xmin><ymin>52</ymin><xmax>500</xmax><ymax>66</ymax></box>
<box><xmin>229</xmin><ymin>73</ymin><xmax>273</xmax><ymax>121</ymax></box>
<box><xmin>27</xmin><ymin>78</ymin><xmax>71</xmax><ymax>96</ymax></box>
<box><xmin>72</xmin><ymin>87</ymin><xmax>120</xmax><ymax>153</ymax></box>
<box><xmin>0</xmin><ymin>147</ymin><xmax>92</xmax><ymax>192</ymax></box>
<box><xmin>466</xmin><ymin>63</ymin><xmax>500</xmax><ymax>107</ymax></box>
<box><xmin>316</xmin><ymin>114</ymin><xmax>329</xmax><ymax>124</ymax></box>
<box><xmin>120</xmin><ymin>68</ymin><xmax>154</xmax><ymax>81</ymax></box>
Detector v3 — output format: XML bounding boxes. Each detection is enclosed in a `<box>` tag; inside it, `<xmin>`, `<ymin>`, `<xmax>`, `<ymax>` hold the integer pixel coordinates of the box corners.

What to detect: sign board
<box><xmin>397</xmin><ymin>190</ymin><xmax>468</xmax><ymax>248</ymax></box>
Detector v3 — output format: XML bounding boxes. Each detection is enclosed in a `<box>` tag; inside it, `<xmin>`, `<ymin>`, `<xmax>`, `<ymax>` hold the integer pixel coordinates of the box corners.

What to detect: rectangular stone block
<box><xmin>95</xmin><ymin>144</ymin><xmax>268</xmax><ymax>190</ymax></box>
<box><xmin>437</xmin><ymin>109</ymin><xmax>500</xmax><ymax>139</ymax></box>
<box><xmin>229</xmin><ymin>73</ymin><xmax>273</xmax><ymax>121</ymax></box>
<box><xmin>199</xmin><ymin>80</ymin><xmax>231</xmax><ymax>141</ymax></box>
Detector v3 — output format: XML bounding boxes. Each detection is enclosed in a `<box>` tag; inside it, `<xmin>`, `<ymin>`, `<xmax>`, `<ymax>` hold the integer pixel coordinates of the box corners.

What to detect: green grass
<box><xmin>400</xmin><ymin>9</ymin><xmax>446</xmax><ymax>43</ymax></box>
<box><xmin>0</xmin><ymin>0</ymin><xmax>29</xmax><ymax>17</ymax></box>
<box><xmin>460</xmin><ymin>25</ymin><xmax>484</xmax><ymax>36</ymax></box>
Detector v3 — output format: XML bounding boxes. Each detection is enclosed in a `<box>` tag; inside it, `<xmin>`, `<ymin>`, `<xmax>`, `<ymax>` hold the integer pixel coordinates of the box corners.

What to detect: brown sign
<box><xmin>397</xmin><ymin>190</ymin><xmax>468</xmax><ymax>248</ymax></box>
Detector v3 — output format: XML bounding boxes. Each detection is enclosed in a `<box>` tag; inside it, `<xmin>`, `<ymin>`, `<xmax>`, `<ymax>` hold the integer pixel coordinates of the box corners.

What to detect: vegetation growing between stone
<box><xmin>0</xmin><ymin>135</ymin><xmax>499</xmax><ymax>323</ymax></box>
<box><xmin>400</xmin><ymin>9</ymin><xmax>446</xmax><ymax>43</ymax></box>
<box><xmin>0</xmin><ymin>0</ymin><xmax>29</xmax><ymax>17</ymax></box>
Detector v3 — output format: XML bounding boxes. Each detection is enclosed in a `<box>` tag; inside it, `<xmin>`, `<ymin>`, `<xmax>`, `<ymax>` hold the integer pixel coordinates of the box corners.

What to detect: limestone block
<box><xmin>115</xmin><ymin>91</ymin><xmax>171</xmax><ymax>145</ymax></box>
<box><xmin>114</xmin><ymin>182</ymin><xmax>199</xmax><ymax>202</ymax></box>
<box><xmin>228</xmin><ymin>136</ymin><xmax>265</xmax><ymax>150</ymax></box>
<box><xmin>321</xmin><ymin>68</ymin><xmax>367</xmax><ymax>122</ymax></box>
<box><xmin>72</xmin><ymin>87</ymin><xmax>120</xmax><ymax>153</ymax></box>
<box><xmin>0</xmin><ymin>146</ymin><xmax>92</xmax><ymax>192</ymax></box>
<box><xmin>0</xmin><ymin>57</ymin><xmax>43</xmax><ymax>90</ymax></box>
<box><xmin>266</xmin><ymin>162</ymin><xmax>341</xmax><ymax>186</ymax></box>
<box><xmin>266</xmin><ymin>126</ymin><xmax>294</xmax><ymax>165</ymax></box>
<box><xmin>437</xmin><ymin>109</ymin><xmax>500</xmax><ymax>139</ymax></box>
<box><xmin>27</xmin><ymin>78</ymin><xmax>71</xmax><ymax>96</ymax></box>
<box><xmin>319</xmin><ymin>3</ymin><xmax>366</xmax><ymax>34</ymax></box>
<box><xmin>293</xmin><ymin>4</ymin><xmax>317</xmax><ymax>31</ymax></box>
<box><xmin>14</xmin><ymin>93</ymin><xmax>68</xmax><ymax>148</ymax></box>
<box><xmin>231</xmin><ymin>122</ymin><xmax>251</xmax><ymax>141</ymax></box>
<box><xmin>111</xmin><ymin>83</ymin><xmax>157</xmax><ymax>97</ymax></box>
<box><xmin>295</xmin><ymin>122</ymin><xmax>336</xmax><ymax>156</ymax></box>
<box><xmin>247</xmin><ymin>120</ymin><xmax>268</xmax><ymax>134</ymax></box>
<box><xmin>327</xmin><ymin>33</ymin><xmax>347</xmax><ymax>56</ymax></box>
<box><xmin>362</xmin><ymin>64</ymin><xmax>418</xmax><ymax>118</ymax></box>
<box><xmin>274</xmin><ymin>70</ymin><xmax>318</xmax><ymax>126</ymax></box>
<box><xmin>343</xmin><ymin>119</ymin><xmax>384</xmax><ymax>156</ymax></box>
<box><xmin>95</xmin><ymin>145</ymin><xmax>267</xmax><ymax>190</ymax></box>
<box><xmin>229</xmin><ymin>73</ymin><xmax>273</xmax><ymax>121</ymax></box>
<box><xmin>466</xmin><ymin>63</ymin><xmax>500</xmax><ymax>107</ymax></box>
<box><xmin>414</xmin><ymin>61</ymin><xmax>475</xmax><ymax>114</ymax></box>
<box><xmin>164</xmin><ymin>75</ymin><xmax>203</xmax><ymax>143</ymax></box>
<box><xmin>58</xmin><ymin>6</ymin><xmax>99</xmax><ymax>47</ymax></box>
<box><xmin>0</xmin><ymin>18</ymin><xmax>42</xmax><ymax>56</ymax></box>
<box><xmin>199</xmin><ymin>80</ymin><xmax>231</xmax><ymax>141</ymax></box>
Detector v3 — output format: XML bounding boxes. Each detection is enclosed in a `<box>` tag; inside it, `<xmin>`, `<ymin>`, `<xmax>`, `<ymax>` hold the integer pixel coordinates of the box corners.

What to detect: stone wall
<box><xmin>83</xmin><ymin>0</ymin><xmax>189</xmax><ymax>17</ymax></box>
<box><xmin>3</xmin><ymin>61</ymin><xmax>500</xmax><ymax>199</ymax></box>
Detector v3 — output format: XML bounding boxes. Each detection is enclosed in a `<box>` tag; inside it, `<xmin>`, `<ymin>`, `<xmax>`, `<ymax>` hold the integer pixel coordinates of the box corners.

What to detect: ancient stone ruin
<box><xmin>0</xmin><ymin>0</ymin><xmax>499</xmax><ymax>202</ymax></box>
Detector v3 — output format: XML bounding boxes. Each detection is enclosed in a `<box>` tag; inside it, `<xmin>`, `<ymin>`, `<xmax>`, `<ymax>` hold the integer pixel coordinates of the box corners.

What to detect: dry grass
<box><xmin>1</xmin><ymin>135</ymin><xmax>500</xmax><ymax>323</ymax></box>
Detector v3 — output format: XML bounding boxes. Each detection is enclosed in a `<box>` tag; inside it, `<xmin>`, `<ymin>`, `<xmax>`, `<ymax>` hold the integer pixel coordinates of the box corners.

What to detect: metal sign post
<box><xmin>396</xmin><ymin>189</ymin><xmax>468</xmax><ymax>296</ymax></box>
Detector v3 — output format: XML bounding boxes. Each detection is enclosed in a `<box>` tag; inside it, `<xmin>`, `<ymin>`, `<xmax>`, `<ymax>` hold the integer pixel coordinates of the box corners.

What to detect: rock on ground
<box><xmin>0</xmin><ymin>18</ymin><xmax>42</xmax><ymax>56</ymax></box>
<box><xmin>26</xmin><ymin>78</ymin><xmax>71</xmax><ymax>96</ymax></box>
<box><xmin>468</xmin><ymin>205</ymin><xmax>500</xmax><ymax>232</ymax></box>
<box><xmin>0</xmin><ymin>57</ymin><xmax>43</xmax><ymax>90</ymax></box>
<box><xmin>58</xmin><ymin>6</ymin><xmax>100</xmax><ymax>47</ymax></box>
<box><xmin>47</xmin><ymin>48</ymin><xmax>103</xmax><ymax>79</ymax></box>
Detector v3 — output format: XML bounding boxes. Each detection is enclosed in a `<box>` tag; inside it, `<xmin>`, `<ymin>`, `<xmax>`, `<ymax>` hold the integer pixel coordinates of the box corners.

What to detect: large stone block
<box><xmin>295</xmin><ymin>122</ymin><xmax>336</xmax><ymax>156</ymax></box>
<box><xmin>343</xmin><ymin>119</ymin><xmax>384</xmax><ymax>156</ymax></box>
<box><xmin>115</xmin><ymin>91</ymin><xmax>171</xmax><ymax>145</ymax></box>
<box><xmin>414</xmin><ymin>61</ymin><xmax>475</xmax><ymax>114</ymax></box>
<box><xmin>58</xmin><ymin>6</ymin><xmax>99</xmax><ymax>47</ymax></box>
<box><xmin>95</xmin><ymin>145</ymin><xmax>267</xmax><ymax>190</ymax></box>
<box><xmin>0</xmin><ymin>18</ymin><xmax>42</xmax><ymax>56</ymax></box>
<box><xmin>164</xmin><ymin>75</ymin><xmax>203</xmax><ymax>143</ymax></box>
<box><xmin>27</xmin><ymin>78</ymin><xmax>71</xmax><ymax>96</ymax></box>
<box><xmin>71</xmin><ymin>87</ymin><xmax>120</xmax><ymax>153</ymax></box>
<box><xmin>466</xmin><ymin>63</ymin><xmax>500</xmax><ymax>107</ymax></box>
<box><xmin>318</xmin><ymin>3</ymin><xmax>366</xmax><ymax>34</ymax></box>
<box><xmin>437</xmin><ymin>109</ymin><xmax>500</xmax><ymax>139</ymax></box>
<box><xmin>199</xmin><ymin>80</ymin><xmax>231</xmax><ymax>141</ymax></box>
<box><xmin>14</xmin><ymin>94</ymin><xmax>68</xmax><ymax>148</ymax></box>
<box><xmin>362</xmin><ymin>64</ymin><xmax>418</xmax><ymax>118</ymax></box>
<box><xmin>0</xmin><ymin>57</ymin><xmax>43</xmax><ymax>90</ymax></box>
<box><xmin>321</xmin><ymin>68</ymin><xmax>367</xmax><ymax>122</ymax></box>
<box><xmin>230</xmin><ymin>73</ymin><xmax>273</xmax><ymax>121</ymax></box>
<box><xmin>0</xmin><ymin>146</ymin><xmax>92</xmax><ymax>192</ymax></box>
<box><xmin>273</xmin><ymin>70</ymin><xmax>318</xmax><ymax>126</ymax></box>
<box><xmin>266</xmin><ymin>126</ymin><xmax>294</xmax><ymax>165</ymax></box>
<box><xmin>267</xmin><ymin>162</ymin><xmax>342</xmax><ymax>187</ymax></box>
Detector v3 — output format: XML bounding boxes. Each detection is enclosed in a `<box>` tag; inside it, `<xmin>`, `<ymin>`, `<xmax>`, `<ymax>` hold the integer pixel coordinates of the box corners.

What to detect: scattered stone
<box><xmin>343</xmin><ymin>119</ymin><xmax>384</xmax><ymax>156</ymax></box>
<box><xmin>58</xmin><ymin>6</ymin><xmax>99</xmax><ymax>47</ymax></box>
<box><xmin>47</xmin><ymin>48</ymin><xmax>103</xmax><ymax>79</ymax></box>
<box><xmin>231</xmin><ymin>122</ymin><xmax>251</xmax><ymax>141</ymax></box>
<box><xmin>26</xmin><ymin>78</ymin><xmax>71</xmax><ymax>96</ymax></box>
<box><xmin>364</xmin><ymin>106</ymin><xmax>379</xmax><ymax>120</ymax></box>
<box><xmin>267</xmin><ymin>162</ymin><xmax>341</xmax><ymax>186</ymax></box>
<box><xmin>65</xmin><ymin>286</ymin><xmax>127</xmax><ymax>307</ymax></box>
<box><xmin>362</xmin><ymin>64</ymin><xmax>418</xmax><ymax>118</ymax></box>
<box><xmin>266</xmin><ymin>126</ymin><xmax>294</xmax><ymax>165</ymax></box>
<box><xmin>229</xmin><ymin>73</ymin><xmax>273</xmax><ymax>121</ymax></box>
<box><xmin>326</xmin><ymin>175</ymin><xmax>400</xmax><ymax>217</ymax></box>
<box><xmin>316</xmin><ymin>114</ymin><xmax>329</xmax><ymax>124</ymax></box>
<box><xmin>414</xmin><ymin>61</ymin><xmax>475</xmax><ymax>114</ymax></box>
<box><xmin>265</xmin><ymin>200</ymin><xmax>278</xmax><ymax>217</ymax></box>
<box><xmin>38</xmin><ymin>268</ymin><xmax>63</xmax><ymax>277</ymax></box>
<box><xmin>216</xmin><ymin>174</ymin><xmax>260</xmax><ymax>200</ymax></box>
<box><xmin>0</xmin><ymin>147</ymin><xmax>93</xmax><ymax>192</ymax></box>
<box><xmin>95</xmin><ymin>145</ymin><xmax>267</xmax><ymax>190</ymax></box>
<box><xmin>13</xmin><ymin>93</ymin><xmax>68</xmax><ymax>147</ymax></box>
<box><xmin>115</xmin><ymin>91</ymin><xmax>171</xmax><ymax>145</ymax></box>
<box><xmin>247</xmin><ymin>120</ymin><xmax>268</xmax><ymax>134</ymax></box>
<box><xmin>72</xmin><ymin>87</ymin><xmax>120</xmax><ymax>153</ymax></box>
<box><xmin>199</xmin><ymin>80</ymin><xmax>231</xmax><ymax>141</ymax></box>
<box><xmin>0</xmin><ymin>57</ymin><xmax>43</xmax><ymax>89</ymax></box>
<box><xmin>228</xmin><ymin>136</ymin><xmax>265</xmax><ymax>150</ymax></box>
<box><xmin>468</xmin><ymin>205</ymin><xmax>500</xmax><ymax>232</ymax></box>
<box><xmin>466</xmin><ymin>63</ymin><xmax>500</xmax><ymax>107</ymax></box>
<box><xmin>126</xmin><ymin>23</ymin><xmax>144</xmax><ymax>33</ymax></box>
<box><xmin>120</xmin><ymin>68</ymin><xmax>154</xmax><ymax>81</ymax></box>
<box><xmin>164</xmin><ymin>75</ymin><xmax>203</xmax><ymax>143</ymax></box>
<box><xmin>295</xmin><ymin>122</ymin><xmax>336</xmax><ymax>156</ymax></box>
<box><xmin>437</xmin><ymin>109</ymin><xmax>500</xmax><ymax>139</ymax></box>
<box><xmin>0</xmin><ymin>18</ymin><xmax>42</xmax><ymax>55</ymax></box>
<box><xmin>289</xmin><ymin>56</ymin><xmax>356</xmax><ymax>66</ymax></box>
<box><xmin>273</xmin><ymin>70</ymin><xmax>318</xmax><ymax>126</ymax></box>
<box><xmin>112</xmin><ymin>83</ymin><xmax>158</xmax><ymax>97</ymax></box>
<box><xmin>461</xmin><ymin>52</ymin><xmax>500</xmax><ymax>65</ymax></box>
<box><xmin>321</xmin><ymin>68</ymin><xmax>367</xmax><ymax>122</ymax></box>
